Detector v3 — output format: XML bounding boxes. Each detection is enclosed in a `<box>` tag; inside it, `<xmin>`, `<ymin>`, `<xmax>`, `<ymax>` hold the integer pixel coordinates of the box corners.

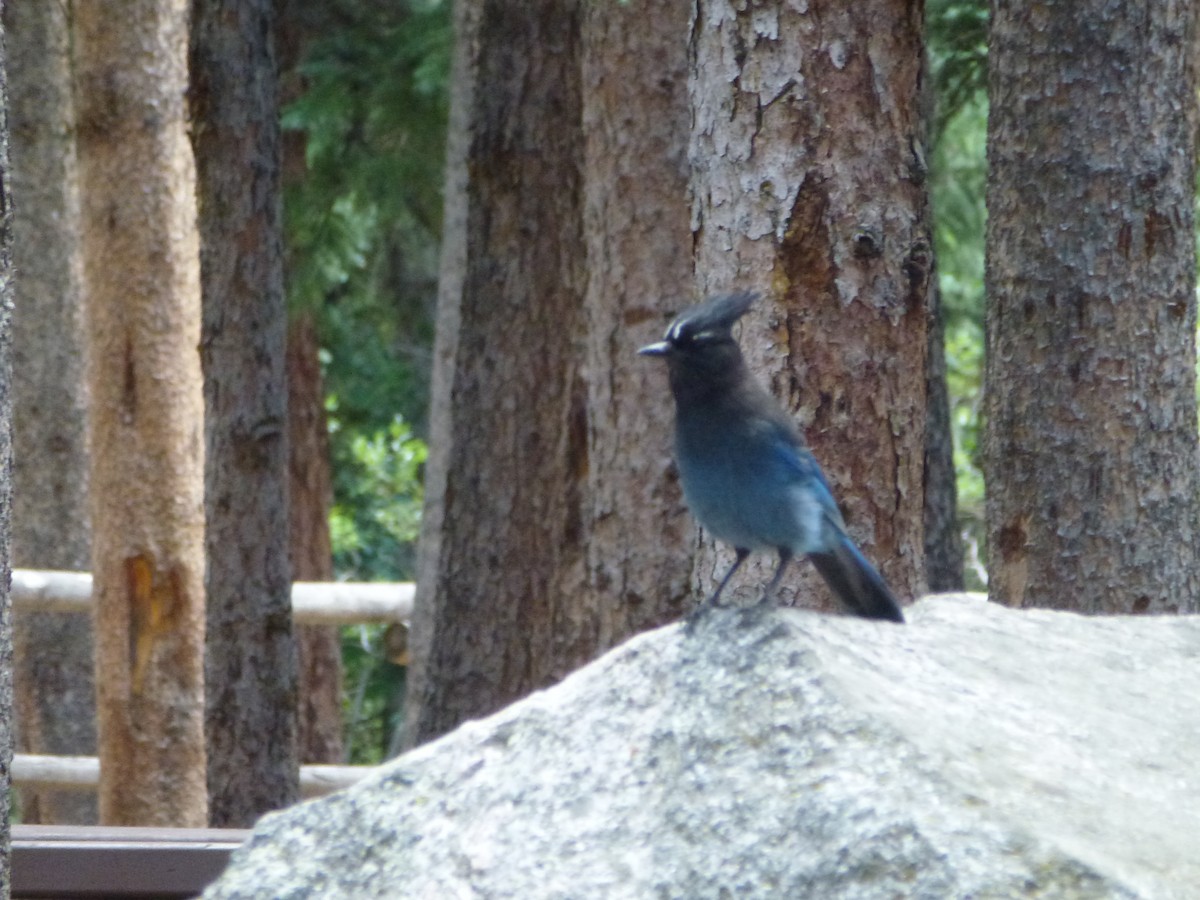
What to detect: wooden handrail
<box><xmin>12</xmin><ymin>753</ymin><xmax>373</xmax><ymax>799</ymax></box>
<box><xmin>11</xmin><ymin>568</ymin><xmax>415</xmax><ymax>625</ymax></box>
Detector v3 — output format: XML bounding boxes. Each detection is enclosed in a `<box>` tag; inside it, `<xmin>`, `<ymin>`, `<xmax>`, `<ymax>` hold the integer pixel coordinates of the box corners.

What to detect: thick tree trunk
<box><xmin>191</xmin><ymin>0</ymin><xmax>298</xmax><ymax>825</ymax></box>
<box><xmin>6</xmin><ymin>0</ymin><xmax>97</xmax><ymax>824</ymax></box>
<box><xmin>407</xmin><ymin>0</ymin><xmax>587</xmax><ymax>745</ymax></box>
<box><xmin>576</xmin><ymin>1</ymin><xmax>695</xmax><ymax>641</ymax></box>
<box><xmin>984</xmin><ymin>1</ymin><xmax>1200</xmax><ymax>613</ymax></box>
<box><xmin>0</xmin><ymin>14</ymin><xmax>17</xmax><ymax>890</ymax></box>
<box><xmin>287</xmin><ymin>315</ymin><xmax>344</xmax><ymax>763</ymax></box>
<box><xmin>75</xmin><ymin>0</ymin><xmax>208</xmax><ymax>826</ymax></box>
<box><xmin>688</xmin><ymin>1</ymin><xmax>931</xmax><ymax>609</ymax></box>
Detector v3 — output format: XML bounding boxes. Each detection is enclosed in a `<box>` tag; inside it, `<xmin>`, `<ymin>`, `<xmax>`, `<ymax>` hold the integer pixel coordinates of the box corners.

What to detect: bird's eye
<box><xmin>664</xmin><ymin>321</ymin><xmax>723</xmax><ymax>348</ymax></box>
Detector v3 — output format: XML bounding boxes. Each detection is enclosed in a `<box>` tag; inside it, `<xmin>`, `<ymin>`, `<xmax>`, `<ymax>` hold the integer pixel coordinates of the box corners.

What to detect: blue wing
<box><xmin>766</xmin><ymin>422</ymin><xmax>904</xmax><ymax>622</ymax></box>
<box><xmin>765</xmin><ymin>421</ymin><xmax>844</xmax><ymax>528</ymax></box>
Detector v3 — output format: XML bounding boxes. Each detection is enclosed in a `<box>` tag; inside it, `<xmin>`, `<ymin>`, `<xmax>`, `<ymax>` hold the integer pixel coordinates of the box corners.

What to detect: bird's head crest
<box><xmin>639</xmin><ymin>291</ymin><xmax>759</xmax><ymax>357</ymax></box>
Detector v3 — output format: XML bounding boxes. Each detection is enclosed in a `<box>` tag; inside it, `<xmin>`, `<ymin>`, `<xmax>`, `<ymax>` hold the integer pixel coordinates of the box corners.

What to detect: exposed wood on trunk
<box><xmin>75</xmin><ymin>0</ymin><xmax>207</xmax><ymax>826</ymax></box>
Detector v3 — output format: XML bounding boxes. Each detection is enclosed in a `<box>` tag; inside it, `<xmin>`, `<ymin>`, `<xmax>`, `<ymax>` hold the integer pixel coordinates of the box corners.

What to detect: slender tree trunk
<box><xmin>984</xmin><ymin>1</ymin><xmax>1200</xmax><ymax>613</ymax></box>
<box><xmin>924</xmin><ymin>283</ymin><xmax>964</xmax><ymax>591</ymax></box>
<box><xmin>688</xmin><ymin>1</ymin><xmax>931</xmax><ymax>609</ymax></box>
<box><xmin>287</xmin><ymin>314</ymin><xmax>344</xmax><ymax>763</ymax></box>
<box><xmin>75</xmin><ymin>0</ymin><xmax>207</xmax><ymax>826</ymax></box>
<box><xmin>191</xmin><ymin>0</ymin><xmax>298</xmax><ymax>825</ymax></box>
<box><xmin>407</xmin><ymin>0</ymin><xmax>587</xmax><ymax>745</ymax></box>
<box><xmin>6</xmin><ymin>0</ymin><xmax>97</xmax><ymax>824</ymax></box>
<box><xmin>277</xmin><ymin>0</ymin><xmax>345</xmax><ymax>765</ymax></box>
<box><xmin>921</xmin><ymin>57</ymin><xmax>964</xmax><ymax>594</ymax></box>
<box><xmin>0</xmin><ymin>12</ymin><xmax>17</xmax><ymax>889</ymax></box>
<box><xmin>577</xmin><ymin>0</ymin><xmax>696</xmax><ymax>638</ymax></box>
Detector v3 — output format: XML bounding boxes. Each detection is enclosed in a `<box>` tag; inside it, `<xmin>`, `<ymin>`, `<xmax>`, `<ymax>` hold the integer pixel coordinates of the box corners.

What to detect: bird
<box><xmin>639</xmin><ymin>291</ymin><xmax>905</xmax><ymax>623</ymax></box>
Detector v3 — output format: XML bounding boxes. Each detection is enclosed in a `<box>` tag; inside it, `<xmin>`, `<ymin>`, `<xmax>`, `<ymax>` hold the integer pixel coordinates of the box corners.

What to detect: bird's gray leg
<box><xmin>687</xmin><ymin>547</ymin><xmax>751</xmax><ymax>630</ymax></box>
<box><xmin>756</xmin><ymin>549</ymin><xmax>793</xmax><ymax>607</ymax></box>
<box><xmin>708</xmin><ymin>547</ymin><xmax>750</xmax><ymax>607</ymax></box>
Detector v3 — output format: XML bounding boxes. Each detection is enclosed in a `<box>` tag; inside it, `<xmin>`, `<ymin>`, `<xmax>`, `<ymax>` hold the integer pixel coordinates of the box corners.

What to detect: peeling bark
<box><xmin>689</xmin><ymin>1</ymin><xmax>931</xmax><ymax>609</ymax></box>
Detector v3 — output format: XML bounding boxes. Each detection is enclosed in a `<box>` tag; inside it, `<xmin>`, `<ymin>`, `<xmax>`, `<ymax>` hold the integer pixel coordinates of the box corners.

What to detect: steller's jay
<box><xmin>639</xmin><ymin>291</ymin><xmax>905</xmax><ymax>623</ymax></box>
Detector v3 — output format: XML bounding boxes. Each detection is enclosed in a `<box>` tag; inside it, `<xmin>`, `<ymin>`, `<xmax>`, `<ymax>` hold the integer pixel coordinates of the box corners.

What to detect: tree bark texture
<box><xmin>984</xmin><ymin>1</ymin><xmax>1200</xmax><ymax>613</ymax></box>
<box><xmin>6</xmin><ymin>0</ymin><xmax>97</xmax><ymax>824</ymax></box>
<box><xmin>0</xmin><ymin>14</ymin><xmax>17</xmax><ymax>890</ymax></box>
<box><xmin>924</xmin><ymin>284</ymin><xmax>964</xmax><ymax>591</ymax></box>
<box><xmin>276</xmin><ymin>0</ymin><xmax>346</xmax><ymax>766</ymax></box>
<box><xmin>191</xmin><ymin>0</ymin><xmax>299</xmax><ymax>825</ymax></box>
<box><xmin>287</xmin><ymin>315</ymin><xmax>344</xmax><ymax>764</ymax></box>
<box><xmin>688</xmin><ymin>1</ymin><xmax>932</xmax><ymax>610</ymax></box>
<box><xmin>75</xmin><ymin>0</ymin><xmax>208</xmax><ymax>826</ymax></box>
<box><xmin>576</xmin><ymin>1</ymin><xmax>696</xmax><ymax>644</ymax></box>
<box><xmin>407</xmin><ymin>0</ymin><xmax>587</xmax><ymax>745</ymax></box>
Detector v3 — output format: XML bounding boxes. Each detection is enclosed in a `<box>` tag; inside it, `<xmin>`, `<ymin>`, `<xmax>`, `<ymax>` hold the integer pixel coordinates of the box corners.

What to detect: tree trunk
<box><xmin>75</xmin><ymin>0</ymin><xmax>208</xmax><ymax>826</ymax></box>
<box><xmin>688</xmin><ymin>1</ymin><xmax>931</xmax><ymax>609</ymax></box>
<box><xmin>6</xmin><ymin>0</ymin><xmax>97</xmax><ymax>824</ymax></box>
<box><xmin>924</xmin><ymin>283</ymin><xmax>964</xmax><ymax>592</ymax></box>
<box><xmin>578</xmin><ymin>0</ymin><xmax>696</xmax><ymax>638</ymax></box>
<box><xmin>0</xmin><ymin>13</ymin><xmax>17</xmax><ymax>889</ymax></box>
<box><xmin>287</xmin><ymin>315</ymin><xmax>344</xmax><ymax>764</ymax></box>
<box><xmin>921</xmin><ymin>57</ymin><xmax>964</xmax><ymax>595</ymax></box>
<box><xmin>406</xmin><ymin>0</ymin><xmax>587</xmax><ymax>745</ymax></box>
<box><xmin>191</xmin><ymin>0</ymin><xmax>298</xmax><ymax>825</ymax></box>
<box><xmin>984</xmin><ymin>1</ymin><xmax>1200</xmax><ymax>613</ymax></box>
<box><xmin>277</xmin><ymin>0</ymin><xmax>345</xmax><ymax>765</ymax></box>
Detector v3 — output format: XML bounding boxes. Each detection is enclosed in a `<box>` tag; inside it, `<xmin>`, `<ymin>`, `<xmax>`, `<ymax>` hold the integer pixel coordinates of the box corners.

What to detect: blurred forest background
<box><xmin>281</xmin><ymin>0</ymin><xmax>450</xmax><ymax>763</ymax></box>
<box><xmin>302</xmin><ymin>0</ymin><xmax>989</xmax><ymax>761</ymax></box>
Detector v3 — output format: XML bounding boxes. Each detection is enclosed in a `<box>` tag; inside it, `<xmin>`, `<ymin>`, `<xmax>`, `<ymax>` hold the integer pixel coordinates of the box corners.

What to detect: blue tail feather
<box><xmin>808</xmin><ymin>535</ymin><xmax>905</xmax><ymax>623</ymax></box>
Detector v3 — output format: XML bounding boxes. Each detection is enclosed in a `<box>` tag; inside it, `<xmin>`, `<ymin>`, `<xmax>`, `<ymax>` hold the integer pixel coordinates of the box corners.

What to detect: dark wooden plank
<box><xmin>13</xmin><ymin>825</ymin><xmax>250</xmax><ymax>899</ymax></box>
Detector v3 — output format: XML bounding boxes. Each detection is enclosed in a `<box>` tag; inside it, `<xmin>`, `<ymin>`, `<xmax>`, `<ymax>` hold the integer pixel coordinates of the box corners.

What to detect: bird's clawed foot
<box><xmin>685</xmin><ymin>594</ymin><xmax>721</xmax><ymax>631</ymax></box>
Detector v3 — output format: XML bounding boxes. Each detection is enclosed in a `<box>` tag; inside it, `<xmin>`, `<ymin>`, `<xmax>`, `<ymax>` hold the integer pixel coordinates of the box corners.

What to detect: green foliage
<box><xmin>929</xmin><ymin>0</ymin><xmax>989</xmax><ymax>588</ymax></box>
<box><xmin>283</xmin><ymin>0</ymin><xmax>448</xmax><ymax>575</ymax></box>
<box><xmin>927</xmin><ymin>0</ymin><xmax>989</xmax><ymax>134</ymax></box>
<box><xmin>281</xmin><ymin>0</ymin><xmax>451</xmax><ymax>761</ymax></box>
<box><xmin>329</xmin><ymin>411</ymin><xmax>427</xmax><ymax>581</ymax></box>
<box><xmin>342</xmin><ymin>624</ymin><xmax>407</xmax><ymax>764</ymax></box>
<box><xmin>283</xmin><ymin>0</ymin><xmax>451</xmax><ymax>438</ymax></box>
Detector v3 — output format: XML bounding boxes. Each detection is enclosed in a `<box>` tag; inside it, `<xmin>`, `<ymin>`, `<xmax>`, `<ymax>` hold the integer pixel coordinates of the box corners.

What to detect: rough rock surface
<box><xmin>205</xmin><ymin>595</ymin><xmax>1200</xmax><ymax>899</ymax></box>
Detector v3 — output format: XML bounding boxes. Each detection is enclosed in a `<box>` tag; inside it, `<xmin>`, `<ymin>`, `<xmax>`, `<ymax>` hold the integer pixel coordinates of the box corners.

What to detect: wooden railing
<box><xmin>11</xmin><ymin>568</ymin><xmax>413</xmax><ymax>799</ymax></box>
<box><xmin>12</xmin><ymin>568</ymin><xmax>414</xmax><ymax>625</ymax></box>
<box><xmin>10</xmin><ymin>569</ymin><xmax>414</xmax><ymax>895</ymax></box>
<box><xmin>12</xmin><ymin>753</ymin><xmax>371</xmax><ymax>799</ymax></box>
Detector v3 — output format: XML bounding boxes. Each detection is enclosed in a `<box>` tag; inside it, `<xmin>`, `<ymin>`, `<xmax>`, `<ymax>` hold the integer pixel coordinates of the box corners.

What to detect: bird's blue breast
<box><xmin>675</xmin><ymin>411</ymin><xmax>837</xmax><ymax>554</ymax></box>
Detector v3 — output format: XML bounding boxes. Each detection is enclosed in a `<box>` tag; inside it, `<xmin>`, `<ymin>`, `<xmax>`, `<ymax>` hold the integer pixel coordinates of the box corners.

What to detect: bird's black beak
<box><xmin>638</xmin><ymin>341</ymin><xmax>670</xmax><ymax>357</ymax></box>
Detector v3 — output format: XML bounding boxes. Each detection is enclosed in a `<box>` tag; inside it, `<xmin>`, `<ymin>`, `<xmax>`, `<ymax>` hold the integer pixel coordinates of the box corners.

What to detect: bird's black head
<box><xmin>638</xmin><ymin>291</ymin><xmax>757</xmax><ymax>358</ymax></box>
<box><xmin>639</xmin><ymin>291</ymin><xmax>759</xmax><ymax>399</ymax></box>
